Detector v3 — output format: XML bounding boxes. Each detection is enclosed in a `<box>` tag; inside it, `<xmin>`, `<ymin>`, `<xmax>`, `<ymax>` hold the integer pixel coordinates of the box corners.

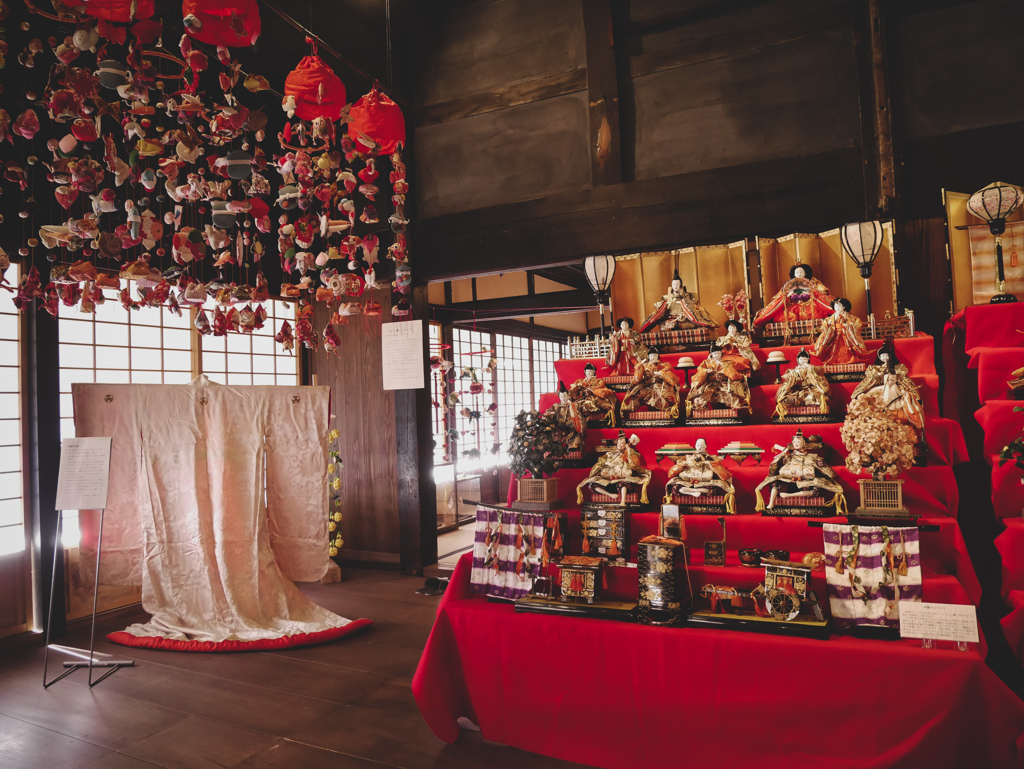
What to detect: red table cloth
<box><xmin>969</xmin><ymin>347</ymin><xmax>1024</xmax><ymax>404</ymax></box>
<box><xmin>976</xmin><ymin>400</ymin><xmax>1024</xmax><ymax>464</ymax></box>
<box><xmin>414</xmin><ymin>555</ymin><xmax>1024</xmax><ymax>769</ymax></box>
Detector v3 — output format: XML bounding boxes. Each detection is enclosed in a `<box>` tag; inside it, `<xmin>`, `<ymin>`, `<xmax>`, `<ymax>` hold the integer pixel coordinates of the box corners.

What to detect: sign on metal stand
<box><xmin>43</xmin><ymin>437</ymin><xmax>135</xmax><ymax>688</ymax></box>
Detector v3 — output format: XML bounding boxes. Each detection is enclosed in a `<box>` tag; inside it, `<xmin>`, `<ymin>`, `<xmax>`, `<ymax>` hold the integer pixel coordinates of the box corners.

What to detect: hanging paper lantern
<box><xmin>81</xmin><ymin>0</ymin><xmax>155</xmax><ymax>23</ymax></box>
<box><xmin>182</xmin><ymin>0</ymin><xmax>261</xmax><ymax>47</ymax></box>
<box><xmin>347</xmin><ymin>84</ymin><xmax>405</xmax><ymax>155</ymax></box>
<box><xmin>284</xmin><ymin>41</ymin><xmax>346</xmax><ymax>122</ymax></box>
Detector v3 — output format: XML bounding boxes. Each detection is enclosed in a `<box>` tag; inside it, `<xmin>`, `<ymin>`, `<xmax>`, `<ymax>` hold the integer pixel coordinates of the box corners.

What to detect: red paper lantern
<box><xmin>284</xmin><ymin>42</ymin><xmax>346</xmax><ymax>122</ymax></box>
<box><xmin>182</xmin><ymin>0</ymin><xmax>261</xmax><ymax>48</ymax></box>
<box><xmin>348</xmin><ymin>84</ymin><xmax>405</xmax><ymax>155</ymax></box>
<box><xmin>79</xmin><ymin>0</ymin><xmax>155</xmax><ymax>22</ymax></box>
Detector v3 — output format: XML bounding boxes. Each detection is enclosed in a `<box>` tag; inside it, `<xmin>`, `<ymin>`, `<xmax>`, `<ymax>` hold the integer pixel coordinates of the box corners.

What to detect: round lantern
<box><xmin>284</xmin><ymin>42</ymin><xmax>346</xmax><ymax>122</ymax></box>
<box><xmin>97</xmin><ymin>60</ymin><xmax>129</xmax><ymax>90</ymax></box>
<box><xmin>182</xmin><ymin>0</ymin><xmax>261</xmax><ymax>47</ymax></box>
<box><xmin>347</xmin><ymin>84</ymin><xmax>405</xmax><ymax>155</ymax></box>
<box><xmin>224</xmin><ymin>149</ymin><xmax>252</xmax><ymax>179</ymax></box>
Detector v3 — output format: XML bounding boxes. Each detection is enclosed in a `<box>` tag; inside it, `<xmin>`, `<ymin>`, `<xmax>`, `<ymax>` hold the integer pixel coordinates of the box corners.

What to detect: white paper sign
<box><xmin>55</xmin><ymin>437</ymin><xmax>112</xmax><ymax>511</ymax></box>
<box><xmin>382</xmin><ymin>320</ymin><xmax>425</xmax><ymax>390</ymax></box>
<box><xmin>899</xmin><ymin>602</ymin><xmax>980</xmax><ymax>644</ymax></box>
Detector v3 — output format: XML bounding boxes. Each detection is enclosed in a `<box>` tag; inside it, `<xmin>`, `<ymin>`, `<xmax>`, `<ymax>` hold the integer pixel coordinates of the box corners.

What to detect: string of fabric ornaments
<box><xmin>1</xmin><ymin>0</ymin><xmax>410</xmax><ymax>356</ymax></box>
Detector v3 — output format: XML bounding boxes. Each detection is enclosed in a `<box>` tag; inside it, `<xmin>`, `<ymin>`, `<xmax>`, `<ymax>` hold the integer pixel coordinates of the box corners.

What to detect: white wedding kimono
<box><xmin>72</xmin><ymin>377</ymin><xmax>357</xmax><ymax>645</ymax></box>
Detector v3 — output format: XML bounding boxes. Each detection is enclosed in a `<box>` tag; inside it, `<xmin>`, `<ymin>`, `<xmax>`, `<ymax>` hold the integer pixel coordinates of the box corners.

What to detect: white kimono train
<box><xmin>72</xmin><ymin>377</ymin><xmax>359</xmax><ymax>646</ymax></box>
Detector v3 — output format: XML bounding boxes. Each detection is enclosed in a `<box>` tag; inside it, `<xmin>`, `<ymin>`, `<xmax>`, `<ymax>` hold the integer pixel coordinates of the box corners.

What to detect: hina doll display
<box><xmin>546</xmin><ymin>381</ymin><xmax>585</xmax><ymax>452</ymax></box>
<box><xmin>685</xmin><ymin>344</ymin><xmax>751</xmax><ymax>414</ymax></box>
<box><xmin>621</xmin><ymin>347</ymin><xmax>682</xmax><ymax>418</ymax></box>
<box><xmin>752</xmin><ymin>264</ymin><xmax>835</xmax><ymax>329</ymax></box>
<box><xmin>773</xmin><ymin>349</ymin><xmax>831</xmax><ymax>420</ymax></box>
<box><xmin>715</xmin><ymin>319</ymin><xmax>761</xmax><ymax>374</ymax></box>
<box><xmin>569</xmin><ymin>363</ymin><xmax>618</xmax><ymax>426</ymax></box>
<box><xmin>606</xmin><ymin>317</ymin><xmax>649</xmax><ymax>376</ymax></box>
<box><xmin>638</xmin><ymin>269</ymin><xmax>717</xmax><ymax>333</ymax></box>
<box><xmin>663</xmin><ymin>438</ymin><xmax>736</xmax><ymax>514</ymax></box>
<box><xmin>755</xmin><ymin>429</ymin><xmax>847</xmax><ymax>514</ymax></box>
<box><xmin>577</xmin><ymin>430</ymin><xmax>652</xmax><ymax>505</ymax></box>
<box><xmin>811</xmin><ymin>298</ymin><xmax>867</xmax><ymax>366</ymax></box>
<box><xmin>850</xmin><ymin>344</ymin><xmax>925</xmax><ymax>429</ymax></box>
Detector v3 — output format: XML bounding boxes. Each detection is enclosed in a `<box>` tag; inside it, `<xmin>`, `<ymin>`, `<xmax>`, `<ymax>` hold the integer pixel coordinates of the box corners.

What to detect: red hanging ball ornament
<box><xmin>182</xmin><ymin>0</ymin><xmax>261</xmax><ymax>47</ymax></box>
<box><xmin>347</xmin><ymin>83</ymin><xmax>406</xmax><ymax>156</ymax></box>
<box><xmin>284</xmin><ymin>39</ymin><xmax>346</xmax><ymax>122</ymax></box>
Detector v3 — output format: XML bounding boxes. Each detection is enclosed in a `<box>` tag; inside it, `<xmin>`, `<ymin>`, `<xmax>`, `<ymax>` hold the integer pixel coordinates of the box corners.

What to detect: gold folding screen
<box><xmin>945</xmin><ymin>189</ymin><xmax>1024</xmax><ymax>311</ymax></box>
<box><xmin>609</xmin><ymin>241</ymin><xmax>749</xmax><ymax>328</ymax></box>
<box><xmin>610</xmin><ymin>225</ymin><xmax>898</xmax><ymax>328</ymax></box>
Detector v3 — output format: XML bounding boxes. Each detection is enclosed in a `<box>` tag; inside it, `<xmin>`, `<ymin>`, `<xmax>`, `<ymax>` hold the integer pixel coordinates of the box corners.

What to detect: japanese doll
<box><xmin>545</xmin><ymin>381</ymin><xmax>585</xmax><ymax>451</ymax></box>
<box><xmin>715</xmin><ymin>319</ymin><xmax>761</xmax><ymax>374</ymax></box>
<box><xmin>850</xmin><ymin>344</ymin><xmax>925</xmax><ymax>429</ymax></box>
<box><xmin>663</xmin><ymin>438</ymin><xmax>736</xmax><ymax>513</ymax></box>
<box><xmin>605</xmin><ymin>317</ymin><xmax>649</xmax><ymax>376</ymax></box>
<box><xmin>774</xmin><ymin>349</ymin><xmax>831</xmax><ymax>419</ymax></box>
<box><xmin>811</xmin><ymin>298</ymin><xmax>867</xmax><ymax>365</ymax></box>
<box><xmin>752</xmin><ymin>264</ymin><xmax>835</xmax><ymax>329</ymax></box>
<box><xmin>569</xmin><ymin>362</ymin><xmax>617</xmax><ymax>426</ymax></box>
<box><xmin>638</xmin><ymin>269</ymin><xmax>716</xmax><ymax>333</ymax></box>
<box><xmin>621</xmin><ymin>347</ymin><xmax>681</xmax><ymax>417</ymax></box>
<box><xmin>685</xmin><ymin>345</ymin><xmax>750</xmax><ymax>413</ymax></box>
<box><xmin>577</xmin><ymin>430</ymin><xmax>651</xmax><ymax>505</ymax></box>
<box><xmin>755</xmin><ymin>429</ymin><xmax>847</xmax><ymax>512</ymax></box>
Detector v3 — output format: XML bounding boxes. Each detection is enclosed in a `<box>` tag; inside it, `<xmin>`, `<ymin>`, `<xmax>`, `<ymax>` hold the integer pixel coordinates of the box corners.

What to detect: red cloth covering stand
<box><xmin>413</xmin><ymin>554</ymin><xmax>1024</xmax><ymax>769</ymax></box>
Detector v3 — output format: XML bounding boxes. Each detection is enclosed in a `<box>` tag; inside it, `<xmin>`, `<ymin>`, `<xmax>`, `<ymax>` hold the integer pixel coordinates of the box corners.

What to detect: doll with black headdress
<box><xmin>621</xmin><ymin>347</ymin><xmax>681</xmax><ymax>417</ymax></box>
<box><xmin>812</xmin><ymin>297</ymin><xmax>867</xmax><ymax>366</ymax></box>
<box><xmin>773</xmin><ymin>348</ymin><xmax>831</xmax><ymax>420</ymax></box>
<box><xmin>752</xmin><ymin>263</ymin><xmax>836</xmax><ymax>329</ymax></box>
<box><xmin>605</xmin><ymin>316</ymin><xmax>649</xmax><ymax>376</ymax></box>
<box><xmin>546</xmin><ymin>381</ymin><xmax>585</xmax><ymax>451</ymax></box>
<box><xmin>715</xmin><ymin>318</ymin><xmax>761</xmax><ymax>375</ymax></box>
<box><xmin>686</xmin><ymin>343</ymin><xmax>751</xmax><ymax>414</ymax></box>
<box><xmin>638</xmin><ymin>269</ymin><xmax>717</xmax><ymax>333</ymax></box>
<box><xmin>851</xmin><ymin>342</ymin><xmax>925</xmax><ymax>429</ymax></box>
<box><xmin>569</xmin><ymin>362</ymin><xmax>618</xmax><ymax>426</ymax></box>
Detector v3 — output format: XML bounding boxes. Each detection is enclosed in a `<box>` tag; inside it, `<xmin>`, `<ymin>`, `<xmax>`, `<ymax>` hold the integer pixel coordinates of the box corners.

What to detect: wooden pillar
<box><xmin>855</xmin><ymin>0</ymin><xmax>896</xmax><ymax>218</ymax></box>
<box><xmin>26</xmin><ymin>287</ymin><xmax>64</xmax><ymax>636</ymax></box>
<box><xmin>583</xmin><ymin>0</ymin><xmax>623</xmax><ymax>187</ymax></box>
<box><xmin>397</xmin><ymin>284</ymin><xmax>438</xmax><ymax>574</ymax></box>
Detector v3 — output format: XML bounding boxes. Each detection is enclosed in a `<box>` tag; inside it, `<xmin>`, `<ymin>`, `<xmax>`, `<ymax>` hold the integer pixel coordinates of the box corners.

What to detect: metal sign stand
<box><xmin>42</xmin><ymin>507</ymin><xmax>135</xmax><ymax>688</ymax></box>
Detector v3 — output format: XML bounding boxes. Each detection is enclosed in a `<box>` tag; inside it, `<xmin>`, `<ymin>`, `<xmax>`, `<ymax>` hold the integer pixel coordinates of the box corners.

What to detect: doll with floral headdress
<box><xmin>577</xmin><ymin>430</ymin><xmax>651</xmax><ymax>505</ymax></box>
<box><xmin>755</xmin><ymin>428</ymin><xmax>846</xmax><ymax>513</ymax></box>
<box><xmin>753</xmin><ymin>263</ymin><xmax>835</xmax><ymax>328</ymax></box>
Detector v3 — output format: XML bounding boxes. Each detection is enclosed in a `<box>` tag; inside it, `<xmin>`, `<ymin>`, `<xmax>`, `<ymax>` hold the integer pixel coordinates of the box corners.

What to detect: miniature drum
<box><xmin>637</xmin><ymin>539</ymin><xmax>690</xmax><ymax>627</ymax></box>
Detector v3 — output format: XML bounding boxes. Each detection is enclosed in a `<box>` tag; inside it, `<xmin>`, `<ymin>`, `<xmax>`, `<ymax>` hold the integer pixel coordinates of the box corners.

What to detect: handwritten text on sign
<box><xmin>382</xmin><ymin>320</ymin><xmax>425</xmax><ymax>390</ymax></box>
<box><xmin>55</xmin><ymin>437</ymin><xmax>112</xmax><ymax>511</ymax></box>
<box><xmin>899</xmin><ymin>602</ymin><xmax>980</xmax><ymax>644</ymax></box>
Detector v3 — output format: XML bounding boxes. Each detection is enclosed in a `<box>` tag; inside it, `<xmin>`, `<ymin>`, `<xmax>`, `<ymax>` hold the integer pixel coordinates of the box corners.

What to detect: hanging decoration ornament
<box><xmin>182</xmin><ymin>0</ymin><xmax>261</xmax><ymax>48</ymax></box>
<box><xmin>283</xmin><ymin>38</ymin><xmax>346</xmax><ymax>122</ymax></box>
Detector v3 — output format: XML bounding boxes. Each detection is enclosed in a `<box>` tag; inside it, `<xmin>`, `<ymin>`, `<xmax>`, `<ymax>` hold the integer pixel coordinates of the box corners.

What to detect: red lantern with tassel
<box><xmin>284</xmin><ymin>39</ymin><xmax>346</xmax><ymax>122</ymax></box>
<box><xmin>182</xmin><ymin>0</ymin><xmax>261</xmax><ymax>47</ymax></box>
<box><xmin>347</xmin><ymin>84</ymin><xmax>405</xmax><ymax>155</ymax></box>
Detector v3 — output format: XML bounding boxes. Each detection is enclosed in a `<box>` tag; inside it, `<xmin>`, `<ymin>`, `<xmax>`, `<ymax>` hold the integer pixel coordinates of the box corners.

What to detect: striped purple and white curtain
<box><xmin>470</xmin><ymin>504</ymin><xmax>546</xmax><ymax>600</ymax></box>
<box><xmin>824</xmin><ymin>524</ymin><xmax>922</xmax><ymax>629</ymax></box>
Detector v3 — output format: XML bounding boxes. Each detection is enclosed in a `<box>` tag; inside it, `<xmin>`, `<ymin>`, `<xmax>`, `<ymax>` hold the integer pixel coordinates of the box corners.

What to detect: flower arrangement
<box><xmin>508</xmin><ymin>409</ymin><xmax>565</xmax><ymax>479</ymax></box>
<box><xmin>840</xmin><ymin>394</ymin><xmax>916</xmax><ymax>480</ymax></box>
<box><xmin>327</xmin><ymin>428</ymin><xmax>344</xmax><ymax>558</ymax></box>
<box><xmin>998</xmin><ymin>406</ymin><xmax>1024</xmax><ymax>484</ymax></box>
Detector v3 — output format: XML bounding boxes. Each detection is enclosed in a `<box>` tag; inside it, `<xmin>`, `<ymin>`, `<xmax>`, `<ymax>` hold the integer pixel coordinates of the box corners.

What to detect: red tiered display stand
<box><xmin>946</xmin><ymin>304</ymin><xmax>1024</xmax><ymax>662</ymax></box>
<box><xmin>414</xmin><ymin>334</ymin><xmax>1024</xmax><ymax>766</ymax></box>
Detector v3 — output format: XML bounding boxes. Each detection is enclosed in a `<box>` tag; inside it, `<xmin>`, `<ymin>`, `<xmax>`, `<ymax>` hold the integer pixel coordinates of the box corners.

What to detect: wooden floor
<box><xmin>0</xmin><ymin>567</ymin><xmax>586</xmax><ymax>769</ymax></box>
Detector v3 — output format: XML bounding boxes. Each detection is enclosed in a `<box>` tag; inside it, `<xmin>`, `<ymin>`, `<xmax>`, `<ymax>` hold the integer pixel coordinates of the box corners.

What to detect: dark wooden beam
<box><xmin>430</xmin><ymin>289</ymin><xmax>594</xmax><ymax>323</ymax></box>
<box><xmin>531</xmin><ymin>265</ymin><xmax>590</xmax><ymax>291</ymax></box>
<box><xmin>868</xmin><ymin>0</ymin><xmax>896</xmax><ymax>217</ymax></box>
<box><xmin>622</xmin><ymin>0</ymin><xmax>770</xmax><ymax>38</ymax></box>
<box><xmin>417</xmin><ymin>147</ymin><xmax>864</xmax><ymax>281</ymax></box>
<box><xmin>396</xmin><ymin>285</ymin><xmax>437</xmax><ymax>575</ymax></box>
<box><xmin>415</xmin><ymin>69</ymin><xmax>588</xmax><ymax>127</ymax></box>
<box><xmin>582</xmin><ymin>0</ymin><xmax>622</xmax><ymax>186</ymax></box>
<box><xmin>629</xmin><ymin>2</ymin><xmax>852</xmax><ymax>78</ymax></box>
<box><xmin>454</xmin><ymin>318</ymin><xmax>571</xmax><ymax>343</ymax></box>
